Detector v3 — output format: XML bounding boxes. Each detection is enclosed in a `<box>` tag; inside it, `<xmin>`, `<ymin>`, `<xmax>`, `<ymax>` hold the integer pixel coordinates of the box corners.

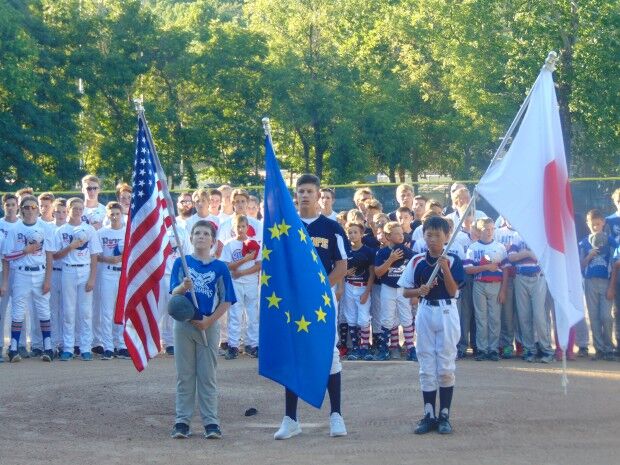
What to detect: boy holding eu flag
<box><xmin>271</xmin><ymin>174</ymin><xmax>349</xmax><ymax>439</ymax></box>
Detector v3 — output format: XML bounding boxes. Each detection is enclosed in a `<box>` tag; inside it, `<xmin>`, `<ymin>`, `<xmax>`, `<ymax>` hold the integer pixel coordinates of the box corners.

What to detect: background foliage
<box><xmin>1</xmin><ymin>0</ymin><xmax>617</xmax><ymax>190</ymax></box>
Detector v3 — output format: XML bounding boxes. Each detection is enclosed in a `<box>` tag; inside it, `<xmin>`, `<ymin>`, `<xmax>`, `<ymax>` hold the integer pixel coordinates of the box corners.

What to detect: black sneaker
<box><xmin>117</xmin><ymin>349</ymin><xmax>131</xmax><ymax>359</ymax></box>
<box><xmin>41</xmin><ymin>349</ymin><xmax>54</xmax><ymax>362</ymax></box>
<box><xmin>225</xmin><ymin>347</ymin><xmax>239</xmax><ymax>360</ymax></box>
<box><xmin>73</xmin><ymin>346</ymin><xmax>81</xmax><ymax>356</ymax></box>
<box><xmin>437</xmin><ymin>413</ymin><xmax>453</xmax><ymax>434</ymax></box>
<box><xmin>8</xmin><ymin>350</ymin><xmax>22</xmax><ymax>363</ymax></box>
<box><xmin>474</xmin><ymin>351</ymin><xmax>487</xmax><ymax>361</ymax></box>
<box><xmin>30</xmin><ymin>348</ymin><xmax>43</xmax><ymax>357</ymax></box>
<box><xmin>204</xmin><ymin>424</ymin><xmax>222</xmax><ymax>439</ymax></box>
<box><xmin>101</xmin><ymin>350</ymin><xmax>114</xmax><ymax>360</ymax></box>
<box><xmin>577</xmin><ymin>347</ymin><xmax>588</xmax><ymax>358</ymax></box>
<box><xmin>165</xmin><ymin>346</ymin><xmax>174</xmax><ymax>356</ymax></box>
<box><xmin>171</xmin><ymin>423</ymin><xmax>190</xmax><ymax>439</ymax></box>
<box><xmin>18</xmin><ymin>346</ymin><xmax>30</xmax><ymax>359</ymax></box>
<box><xmin>488</xmin><ymin>351</ymin><xmax>500</xmax><ymax>361</ymax></box>
<box><xmin>249</xmin><ymin>347</ymin><xmax>258</xmax><ymax>358</ymax></box>
<box><xmin>92</xmin><ymin>346</ymin><xmax>104</xmax><ymax>356</ymax></box>
<box><xmin>414</xmin><ymin>414</ymin><xmax>438</xmax><ymax>434</ymax></box>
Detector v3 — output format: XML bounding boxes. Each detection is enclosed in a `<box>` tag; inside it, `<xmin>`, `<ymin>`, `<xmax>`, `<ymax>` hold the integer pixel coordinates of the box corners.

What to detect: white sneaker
<box><xmin>329</xmin><ymin>412</ymin><xmax>347</xmax><ymax>437</ymax></box>
<box><xmin>274</xmin><ymin>416</ymin><xmax>302</xmax><ymax>440</ymax></box>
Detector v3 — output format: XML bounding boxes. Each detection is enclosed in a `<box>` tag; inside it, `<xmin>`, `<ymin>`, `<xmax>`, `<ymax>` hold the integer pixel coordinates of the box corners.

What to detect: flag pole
<box><xmin>133</xmin><ymin>98</ymin><xmax>208</xmax><ymax>345</ymax></box>
<box><xmin>425</xmin><ymin>52</ymin><xmax>559</xmax><ymax>287</ymax></box>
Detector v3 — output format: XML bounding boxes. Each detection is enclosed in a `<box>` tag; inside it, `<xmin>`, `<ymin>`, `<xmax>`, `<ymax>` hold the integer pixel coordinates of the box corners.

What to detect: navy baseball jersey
<box><xmin>374</xmin><ymin>243</ymin><xmax>414</xmax><ymax>288</ymax></box>
<box><xmin>398</xmin><ymin>252</ymin><xmax>465</xmax><ymax>300</ymax></box>
<box><xmin>362</xmin><ymin>228</ymin><xmax>380</xmax><ymax>250</ymax></box>
<box><xmin>346</xmin><ymin>245</ymin><xmax>375</xmax><ymax>284</ymax></box>
<box><xmin>507</xmin><ymin>234</ymin><xmax>542</xmax><ymax>276</ymax></box>
<box><xmin>606</xmin><ymin>213</ymin><xmax>620</xmax><ymax>249</ymax></box>
<box><xmin>301</xmin><ymin>215</ymin><xmax>349</xmax><ymax>273</ymax></box>
<box><xmin>578</xmin><ymin>235</ymin><xmax>611</xmax><ymax>279</ymax></box>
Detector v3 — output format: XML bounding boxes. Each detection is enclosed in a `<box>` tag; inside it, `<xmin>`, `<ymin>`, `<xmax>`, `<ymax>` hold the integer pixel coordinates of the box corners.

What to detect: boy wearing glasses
<box><xmin>1</xmin><ymin>196</ymin><xmax>56</xmax><ymax>362</ymax></box>
<box><xmin>81</xmin><ymin>175</ymin><xmax>106</xmax><ymax>230</ymax></box>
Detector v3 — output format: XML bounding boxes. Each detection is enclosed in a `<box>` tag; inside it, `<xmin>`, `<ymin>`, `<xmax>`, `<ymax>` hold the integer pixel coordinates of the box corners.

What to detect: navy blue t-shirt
<box><xmin>362</xmin><ymin>228</ymin><xmax>381</xmax><ymax>250</ymax></box>
<box><xmin>346</xmin><ymin>245</ymin><xmax>376</xmax><ymax>284</ymax></box>
<box><xmin>398</xmin><ymin>252</ymin><xmax>465</xmax><ymax>300</ymax></box>
<box><xmin>374</xmin><ymin>243</ymin><xmax>414</xmax><ymax>288</ymax></box>
<box><xmin>301</xmin><ymin>215</ymin><xmax>349</xmax><ymax>273</ymax></box>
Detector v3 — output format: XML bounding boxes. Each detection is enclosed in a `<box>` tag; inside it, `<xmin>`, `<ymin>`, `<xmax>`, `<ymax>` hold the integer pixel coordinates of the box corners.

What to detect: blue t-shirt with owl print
<box><xmin>170</xmin><ymin>255</ymin><xmax>237</xmax><ymax>317</ymax></box>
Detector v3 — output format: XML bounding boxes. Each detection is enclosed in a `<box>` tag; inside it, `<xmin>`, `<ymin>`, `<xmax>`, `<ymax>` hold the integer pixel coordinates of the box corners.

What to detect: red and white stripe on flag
<box><xmin>476</xmin><ymin>66</ymin><xmax>585</xmax><ymax>350</ymax></box>
<box><xmin>115</xmin><ymin>118</ymin><xmax>172</xmax><ymax>371</ymax></box>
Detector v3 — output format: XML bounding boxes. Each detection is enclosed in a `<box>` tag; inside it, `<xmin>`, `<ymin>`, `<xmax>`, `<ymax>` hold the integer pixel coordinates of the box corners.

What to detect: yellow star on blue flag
<box><xmin>258</xmin><ymin>130</ymin><xmax>336</xmax><ymax>409</ymax></box>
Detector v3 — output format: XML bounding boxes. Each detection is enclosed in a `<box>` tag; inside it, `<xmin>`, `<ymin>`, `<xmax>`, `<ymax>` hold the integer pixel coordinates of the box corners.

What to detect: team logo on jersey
<box><xmin>72</xmin><ymin>227</ymin><xmax>90</xmax><ymax>251</ymax></box>
<box><xmin>187</xmin><ymin>268</ymin><xmax>215</xmax><ymax>297</ymax></box>
<box><xmin>231</xmin><ymin>248</ymin><xmax>244</xmax><ymax>262</ymax></box>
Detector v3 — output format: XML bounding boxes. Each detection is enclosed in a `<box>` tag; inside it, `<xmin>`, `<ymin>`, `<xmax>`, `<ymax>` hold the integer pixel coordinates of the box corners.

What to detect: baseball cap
<box><xmin>168</xmin><ymin>295</ymin><xmax>202</xmax><ymax>322</ymax></box>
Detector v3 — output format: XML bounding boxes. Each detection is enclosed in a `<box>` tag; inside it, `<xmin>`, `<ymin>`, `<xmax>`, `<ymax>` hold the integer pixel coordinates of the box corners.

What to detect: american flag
<box><xmin>114</xmin><ymin>116</ymin><xmax>172</xmax><ymax>371</ymax></box>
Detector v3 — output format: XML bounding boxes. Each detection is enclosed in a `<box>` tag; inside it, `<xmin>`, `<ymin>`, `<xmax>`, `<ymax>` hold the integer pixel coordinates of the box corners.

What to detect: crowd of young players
<box><xmin>1</xmin><ymin>178</ymin><xmax>619</xmax><ymax>367</ymax></box>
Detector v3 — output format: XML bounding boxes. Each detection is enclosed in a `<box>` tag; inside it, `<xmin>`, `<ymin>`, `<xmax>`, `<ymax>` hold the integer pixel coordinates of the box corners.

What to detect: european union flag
<box><xmin>258</xmin><ymin>132</ymin><xmax>336</xmax><ymax>408</ymax></box>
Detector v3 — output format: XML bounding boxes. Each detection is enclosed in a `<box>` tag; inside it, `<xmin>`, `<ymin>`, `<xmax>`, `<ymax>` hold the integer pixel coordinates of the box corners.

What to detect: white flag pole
<box><xmin>424</xmin><ymin>52</ymin><xmax>558</xmax><ymax>287</ymax></box>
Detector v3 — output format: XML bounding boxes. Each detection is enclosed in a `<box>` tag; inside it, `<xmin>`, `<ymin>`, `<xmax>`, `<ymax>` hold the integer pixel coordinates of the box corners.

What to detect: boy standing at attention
<box><xmin>399</xmin><ymin>216</ymin><xmax>464</xmax><ymax>434</ymax></box>
<box><xmin>579</xmin><ymin>209</ymin><xmax>615</xmax><ymax>360</ymax></box>
<box><xmin>374</xmin><ymin>221</ymin><xmax>415</xmax><ymax>361</ymax></box>
<box><xmin>464</xmin><ymin>218</ymin><xmax>508</xmax><ymax>361</ymax></box>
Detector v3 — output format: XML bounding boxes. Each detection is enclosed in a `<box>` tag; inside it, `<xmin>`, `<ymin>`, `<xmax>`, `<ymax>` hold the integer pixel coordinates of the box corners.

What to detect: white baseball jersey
<box><xmin>185</xmin><ymin>213</ymin><xmax>220</xmax><ymax>235</ymax></box>
<box><xmin>464</xmin><ymin>240</ymin><xmax>507</xmax><ymax>282</ymax></box>
<box><xmin>217</xmin><ymin>211</ymin><xmax>234</xmax><ymax>224</ymax></box>
<box><xmin>164</xmin><ymin>226</ymin><xmax>192</xmax><ymax>275</ymax></box>
<box><xmin>0</xmin><ymin>218</ymin><xmax>18</xmax><ymax>271</ymax></box>
<box><xmin>217</xmin><ymin>216</ymin><xmax>263</xmax><ymax>245</ymax></box>
<box><xmin>55</xmin><ymin>222</ymin><xmax>102</xmax><ymax>264</ymax></box>
<box><xmin>220</xmin><ymin>238</ymin><xmax>261</xmax><ymax>285</ymax></box>
<box><xmin>82</xmin><ymin>202</ymin><xmax>106</xmax><ymax>225</ymax></box>
<box><xmin>2</xmin><ymin>219</ymin><xmax>56</xmax><ymax>269</ymax></box>
<box><xmin>445</xmin><ymin>208</ymin><xmax>488</xmax><ymax>225</ymax></box>
<box><xmin>97</xmin><ymin>225</ymin><xmax>126</xmax><ymax>266</ymax></box>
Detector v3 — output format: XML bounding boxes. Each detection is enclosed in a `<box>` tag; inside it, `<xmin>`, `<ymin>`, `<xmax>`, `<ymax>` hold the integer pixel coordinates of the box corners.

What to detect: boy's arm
<box><xmin>234</xmin><ymin>261</ymin><xmax>262</xmax><ymax>278</ymax></box>
<box><xmin>375</xmin><ymin>249</ymin><xmax>401</xmax><ymax>277</ymax></box>
<box><xmin>227</xmin><ymin>253</ymin><xmax>255</xmax><ymax>271</ymax></box>
<box><xmin>465</xmin><ymin>263</ymin><xmax>496</xmax><ymax>274</ymax></box>
<box><xmin>86</xmin><ymin>254</ymin><xmax>98</xmax><ymax>292</ymax></box>
<box><xmin>328</xmin><ymin>259</ymin><xmax>347</xmax><ymax>287</ymax></box>
<box><xmin>439</xmin><ymin>256</ymin><xmax>459</xmax><ymax>297</ymax></box>
<box><xmin>580</xmin><ymin>248</ymin><xmax>597</xmax><ymax>270</ymax></box>
<box><xmin>497</xmin><ymin>267</ymin><xmax>508</xmax><ymax>304</ymax></box>
<box><xmin>507</xmin><ymin>249</ymin><xmax>534</xmax><ymax>262</ymax></box>
<box><xmin>42</xmin><ymin>252</ymin><xmax>53</xmax><ymax>294</ymax></box>
<box><xmin>607</xmin><ymin>261</ymin><xmax>619</xmax><ymax>301</ymax></box>
<box><xmin>0</xmin><ymin>259</ymin><xmax>9</xmax><ymax>296</ymax></box>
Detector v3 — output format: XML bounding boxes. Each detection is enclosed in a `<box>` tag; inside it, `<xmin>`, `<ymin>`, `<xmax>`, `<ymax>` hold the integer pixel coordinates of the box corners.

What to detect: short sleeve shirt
<box><xmin>398</xmin><ymin>252</ymin><xmax>465</xmax><ymax>300</ymax></box>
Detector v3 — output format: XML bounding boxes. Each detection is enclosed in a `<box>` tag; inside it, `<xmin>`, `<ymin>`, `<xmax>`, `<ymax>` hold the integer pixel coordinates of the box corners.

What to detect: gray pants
<box><xmin>615</xmin><ymin>280</ymin><xmax>620</xmax><ymax>349</ymax></box>
<box><xmin>174</xmin><ymin>320</ymin><xmax>220</xmax><ymax>427</ymax></box>
<box><xmin>457</xmin><ymin>275</ymin><xmax>475</xmax><ymax>353</ymax></box>
<box><xmin>585</xmin><ymin>278</ymin><xmax>614</xmax><ymax>353</ymax></box>
<box><xmin>473</xmin><ymin>281</ymin><xmax>501</xmax><ymax>353</ymax></box>
<box><xmin>574</xmin><ymin>317</ymin><xmax>590</xmax><ymax>349</ymax></box>
<box><xmin>514</xmin><ymin>274</ymin><xmax>552</xmax><ymax>356</ymax></box>
<box><xmin>499</xmin><ymin>277</ymin><xmax>518</xmax><ymax>348</ymax></box>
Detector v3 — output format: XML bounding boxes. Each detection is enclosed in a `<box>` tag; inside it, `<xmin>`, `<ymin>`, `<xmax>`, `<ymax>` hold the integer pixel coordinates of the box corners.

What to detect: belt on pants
<box><xmin>517</xmin><ymin>272</ymin><xmax>541</xmax><ymax>277</ymax></box>
<box><xmin>17</xmin><ymin>265</ymin><xmax>45</xmax><ymax>272</ymax></box>
<box><xmin>53</xmin><ymin>267</ymin><xmax>62</xmax><ymax>271</ymax></box>
<box><xmin>421</xmin><ymin>298</ymin><xmax>452</xmax><ymax>306</ymax></box>
<box><xmin>65</xmin><ymin>263</ymin><xmax>86</xmax><ymax>267</ymax></box>
<box><xmin>107</xmin><ymin>265</ymin><xmax>122</xmax><ymax>272</ymax></box>
<box><xmin>347</xmin><ymin>281</ymin><xmax>367</xmax><ymax>287</ymax></box>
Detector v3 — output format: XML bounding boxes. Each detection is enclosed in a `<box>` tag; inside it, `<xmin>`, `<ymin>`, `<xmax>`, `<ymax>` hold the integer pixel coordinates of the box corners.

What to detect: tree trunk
<box><xmin>397</xmin><ymin>166</ymin><xmax>405</xmax><ymax>184</ymax></box>
<box><xmin>388</xmin><ymin>165</ymin><xmax>396</xmax><ymax>183</ymax></box>
<box><xmin>409</xmin><ymin>163</ymin><xmax>419</xmax><ymax>194</ymax></box>
<box><xmin>296</xmin><ymin>127</ymin><xmax>311</xmax><ymax>173</ymax></box>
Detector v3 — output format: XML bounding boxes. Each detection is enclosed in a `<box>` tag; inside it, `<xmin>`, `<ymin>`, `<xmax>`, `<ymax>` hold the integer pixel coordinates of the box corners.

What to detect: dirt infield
<box><xmin>1</xmin><ymin>355</ymin><xmax>618</xmax><ymax>465</ymax></box>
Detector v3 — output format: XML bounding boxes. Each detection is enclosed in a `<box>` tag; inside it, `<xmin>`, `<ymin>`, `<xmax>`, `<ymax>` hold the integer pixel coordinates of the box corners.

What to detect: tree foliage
<box><xmin>0</xmin><ymin>0</ymin><xmax>617</xmax><ymax>191</ymax></box>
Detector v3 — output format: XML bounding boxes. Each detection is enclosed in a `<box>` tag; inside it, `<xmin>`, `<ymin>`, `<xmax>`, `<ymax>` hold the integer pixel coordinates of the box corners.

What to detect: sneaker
<box><xmin>591</xmin><ymin>351</ymin><xmax>604</xmax><ymax>361</ymax></box>
<box><xmin>456</xmin><ymin>349</ymin><xmax>466</xmax><ymax>360</ymax></box>
<box><xmin>41</xmin><ymin>350</ymin><xmax>54</xmax><ymax>362</ymax></box>
<box><xmin>249</xmin><ymin>347</ymin><xmax>259</xmax><ymax>358</ymax></box>
<box><xmin>437</xmin><ymin>412</ymin><xmax>453</xmax><ymax>434</ymax></box>
<box><xmin>30</xmin><ymin>348</ymin><xmax>43</xmax><ymax>358</ymax></box>
<box><xmin>603</xmin><ymin>352</ymin><xmax>616</xmax><ymax>361</ymax></box>
<box><xmin>274</xmin><ymin>416</ymin><xmax>302</xmax><ymax>440</ymax></box>
<box><xmin>18</xmin><ymin>346</ymin><xmax>30</xmax><ymax>359</ymax></box>
<box><xmin>523</xmin><ymin>352</ymin><xmax>535</xmax><ymax>363</ymax></box>
<box><xmin>577</xmin><ymin>347</ymin><xmax>588</xmax><ymax>358</ymax></box>
<box><xmin>362</xmin><ymin>349</ymin><xmax>374</xmax><ymax>361</ymax></box>
<box><xmin>59</xmin><ymin>351</ymin><xmax>73</xmax><ymax>361</ymax></box>
<box><xmin>474</xmin><ymin>351</ymin><xmax>487</xmax><ymax>361</ymax></box>
<box><xmin>414</xmin><ymin>413</ymin><xmax>437</xmax><ymax>434</ymax></box>
<box><xmin>539</xmin><ymin>353</ymin><xmax>554</xmax><ymax>364</ymax></box>
<box><xmin>204</xmin><ymin>424</ymin><xmax>222</xmax><ymax>439</ymax></box>
<box><xmin>101</xmin><ymin>350</ymin><xmax>114</xmax><ymax>360</ymax></box>
<box><xmin>8</xmin><ymin>350</ymin><xmax>22</xmax><ymax>363</ymax></box>
<box><xmin>374</xmin><ymin>349</ymin><xmax>391</xmax><ymax>361</ymax></box>
<box><xmin>219</xmin><ymin>342</ymin><xmax>229</xmax><ymax>356</ymax></box>
<box><xmin>73</xmin><ymin>346</ymin><xmax>81</xmax><ymax>356</ymax></box>
<box><xmin>170</xmin><ymin>422</ymin><xmax>190</xmax><ymax>439</ymax></box>
<box><xmin>244</xmin><ymin>344</ymin><xmax>253</xmax><ymax>355</ymax></box>
<box><xmin>165</xmin><ymin>346</ymin><xmax>174</xmax><ymax>356</ymax></box>
<box><xmin>346</xmin><ymin>350</ymin><xmax>361</xmax><ymax>361</ymax></box>
<box><xmin>225</xmin><ymin>347</ymin><xmax>239</xmax><ymax>360</ymax></box>
<box><xmin>92</xmin><ymin>346</ymin><xmax>104</xmax><ymax>356</ymax></box>
<box><xmin>407</xmin><ymin>346</ymin><xmax>418</xmax><ymax>362</ymax></box>
<box><xmin>329</xmin><ymin>412</ymin><xmax>347</xmax><ymax>437</ymax></box>
<box><xmin>515</xmin><ymin>342</ymin><xmax>524</xmax><ymax>357</ymax></box>
<box><xmin>390</xmin><ymin>348</ymin><xmax>401</xmax><ymax>360</ymax></box>
<box><xmin>502</xmin><ymin>346</ymin><xmax>513</xmax><ymax>359</ymax></box>
<box><xmin>80</xmin><ymin>352</ymin><xmax>93</xmax><ymax>361</ymax></box>
<box><xmin>117</xmin><ymin>349</ymin><xmax>131</xmax><ymax>359</ymax></box>
<box><xmin>488</xmin><ymin>351</ymin><xmax>500</xmax><ymax>361</ymax></box>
